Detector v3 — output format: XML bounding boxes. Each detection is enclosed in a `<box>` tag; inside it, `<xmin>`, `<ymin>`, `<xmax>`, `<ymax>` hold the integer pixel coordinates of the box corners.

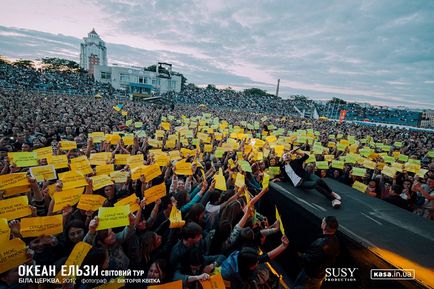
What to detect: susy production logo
<box><xmin>325</xmin><ymin>268</ymin><xmax>358</xmax><ymax>282</ymax></box>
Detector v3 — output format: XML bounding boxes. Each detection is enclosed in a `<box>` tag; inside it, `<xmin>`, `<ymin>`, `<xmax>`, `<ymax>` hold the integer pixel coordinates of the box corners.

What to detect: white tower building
<box><xmin>79</xmin><ymin>28</ymin><xmax>107</xmax><ymax>74</ymax></box>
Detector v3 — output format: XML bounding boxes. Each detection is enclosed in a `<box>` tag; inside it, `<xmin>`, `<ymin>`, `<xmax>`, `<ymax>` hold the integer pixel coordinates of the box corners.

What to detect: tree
<box><xmin>41</xmin><ymin>58</ymin><xmax>80</xmax><ymax>71</ymax></box>
<box><xmin>206</xmin><ymin>84</ymin><xmax>218</xmax><ymax>91</ymax></box>
<box><xmin>243</xmin><ymin>88</ymin><xmax>268</xmax><ymax>96</ymax></box>
<box><xmin>13</xmin><ymin>59</ymin><xmax>33</xmax><ymax>68</ymax></box>
<box><xmin>290</xmin><ymin>95</ymin><xmax>308</xmax><ymax>101</ymax></box>
<box><xmin>328</xmin><ymin>97</ymin><xmax>346</xmax><ymax>105</ymax></box>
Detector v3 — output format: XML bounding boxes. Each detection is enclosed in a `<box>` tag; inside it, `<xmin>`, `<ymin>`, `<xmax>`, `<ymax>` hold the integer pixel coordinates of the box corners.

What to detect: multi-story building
<box><xmin>420</xmin><ymin>110</ymin><xmax>434</xmax><ymax>128</ymax></box>
<box><xmin>79</xmin><ymin>29</ymin><xmax>107</xmax><ymax>73</ymax></box>
<box><xmin>93</xmin><ymin>64</ymin><xmax>181</xmax><ymax>95</ymax></box>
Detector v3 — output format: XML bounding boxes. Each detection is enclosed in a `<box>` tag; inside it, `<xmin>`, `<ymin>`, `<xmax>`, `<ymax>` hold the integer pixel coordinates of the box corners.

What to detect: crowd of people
<box><xmin>0</xmin><ymin>58</ymin><xmax>121</xmax><ymax>97</ymax></box>
<box><xmin>316</xmin><ymin>102</ymin><xmax>422</xmax><ymax>127</ymax></box>
<box><xmin>0</xmin><ymin>59</ymin><xmax>433</xmax><ymax>289</ymax></box>
<box><xmin>165</xmin><ymin>85</ymin><xmax>299</xmax><ymax>116</ymax></box>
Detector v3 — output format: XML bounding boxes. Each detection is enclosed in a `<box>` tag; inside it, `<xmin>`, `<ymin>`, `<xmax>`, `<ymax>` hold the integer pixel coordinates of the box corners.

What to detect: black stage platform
<box><xmin>258</xmin><ymin>179</ymin><xmax>434</xmax><ymax>289</ymax></box>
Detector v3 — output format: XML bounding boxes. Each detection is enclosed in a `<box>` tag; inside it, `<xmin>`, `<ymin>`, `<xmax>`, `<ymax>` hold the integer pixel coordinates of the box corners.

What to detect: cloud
<box><xmin>0</xmin><ymin>0</ymin><xmax>433</xmax><ymax>109</ymax></box>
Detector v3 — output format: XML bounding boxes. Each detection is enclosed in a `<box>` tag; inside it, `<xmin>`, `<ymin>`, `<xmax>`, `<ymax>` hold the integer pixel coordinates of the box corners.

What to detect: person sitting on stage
<box><xmin>294</xmin><ymin>216</ymin><xmax>340</xmax><ymax>289</ymax></box>
<box><xmin>273</xmin><ymin>149</ymin><xmax>342</xmax><ymax>208</ymax></box>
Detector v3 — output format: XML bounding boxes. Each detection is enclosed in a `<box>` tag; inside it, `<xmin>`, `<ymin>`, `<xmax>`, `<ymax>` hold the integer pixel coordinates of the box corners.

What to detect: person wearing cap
<box><xmin>274</xmin><ymin>149</ymin><xmax>342</xmax><ymax>208</ymax></box>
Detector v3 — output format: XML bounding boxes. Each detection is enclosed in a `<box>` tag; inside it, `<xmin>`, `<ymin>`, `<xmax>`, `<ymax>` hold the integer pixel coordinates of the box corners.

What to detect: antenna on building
<box><xmin>275</xmin><ymin>79</ymin><xmax>280</xmax><ymax>97</ymax></box>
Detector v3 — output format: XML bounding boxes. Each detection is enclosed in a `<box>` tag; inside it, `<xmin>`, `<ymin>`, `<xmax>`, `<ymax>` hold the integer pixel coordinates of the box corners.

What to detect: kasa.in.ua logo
<box><xmin>325</xmin><ymin>268</ymin><xmax>358</xmax><ymax>282</ymax></box>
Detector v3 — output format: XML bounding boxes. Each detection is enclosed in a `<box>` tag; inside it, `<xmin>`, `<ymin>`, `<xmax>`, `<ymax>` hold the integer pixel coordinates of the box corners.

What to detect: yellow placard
<box><xmin>48</xmin><ymin>154</ymin><xmax>69</xmax><ymax>169</ymax></box>
<box><xmin>175</xmin><ymin>161</ymin><xmax>193</xmax><ymax>175</ymax></box>
<box><xmin>352</xmin><ymin>181</ymin><xmax>368</xmax><ymax>193</ymax></box>
<box><xmin>161</xmin><ymin>122</ymin><xmax>171</xmax><ymax>131</ymax></box>
<box><xmin>148</xmin><ymin>280</ymin><xmax>182</xmax><ymax>289</ymax></box>
<box><xmin>235</xmin><ymin>173</ymin><xmax>245</xmax><ymax>188</ymax></box>
<box><xmin>214</xmin><ymin>168</ymin><xmax>227</xmax><ymax>191</ymax></box>
<box><xmin>91</xmin><ymin>175</ymin><xmax>114</xmax><ymax>191</ymax></box>
<box><xmin>115</xmin><ymin>154</ymin><xmax>129</xmax><ymax>165</ymax></box>
<box><xmin>200</xmin><ymin>274</ymin><xmax>226</xmax><ymax>289</ymax></box>
<box><xmin>123</xmin><ymin>135</ymin><xmax>134</xmax><ymax>146</ymax></box>
<box><xmin>169</xmin><ymin>205</ymin><xmax>185</xmax><ymax>228</ymax></box>
<box><xmin>363</xmin><ymin>159</ymin><xmax>376</xmax><ymax>170</ymax></box>
<box><xmin>34</xmin><ymin>146</ymin><xmax>53</xmax><ymax>160</ymax></box>
<box><xmin>115</xmin><ymin>194</ymin><xmax>140</xmax><ymax>213</ymax></box>
<box><xmin>144</xmin><ymin>183</ymin><xmax>167</xmax><ymax>205</ymax></box>
<box><xmin>275</xmin><ymin>207</ymin><xmax>285</xmax><ymax>236</ymax></box>
<box><xmin>96</xmin><ymin>164</ymin><xmax>115</xmax><ymax>176</ymax></box>
<box><xmin>262</xmin><ymin>174</ymin><xmax>270</xmax><ymax>189</ymax></box>
<box><xmin>0</xmin><ymin>195</ymin><xmax>32</xmax><ymax>221</ymax></box>
<box><xmin>90</xmin><ymin>152</ymin><xmax>112</xmax><ymax>166</ymax></box>
<box><xmin>148</xmin><ymin>139</ymin><xmax>162</xmax><ymax>148</ymax></box>
<box><xmin>127</xmin><ymin>154</ymin><xmax>144</xmax><ymax>169</ymax></box>
<box><xmin>352</xmin><ymin>167</ymin><xmax>367</xmax><ymax>177</ymax></box>
<box><xmin>381</xmin><ymin>166</ymin><xmax>396</xmax><ymax>178</ymax></box>
<box><xmin>110</xmin><ymin>171</ymin><xmax>129</xmax><ymax>184</ymax></box>
<box><xmin>77</xmin><ymin>194</ymin><xmax>106</xmax><ymax>211</ymax></box>
<box><xmin>11</xmin><ymin>152</ymin><xmax>38</xmax><ymax>167</ymax></box>
<box><xmin>417</xmin><ymin>168</ymin><xmax>428</xmax><ymax>178</ymax></box>
<box><xmin>58</xmin><ymin>171</ymin><xmax>87</xmax><ymax>189</ymax></box>
<box><xmin>53</xmin><ymin>187</ymin><xmax>84</xmax><ymax>212</ymax></box>
<box><xmin>155</xmin><ymin>154</ymin><xmax>170</xmax><ymax>167</ymax></box>
<box><xmin>97</xmin><ymin>205</ymin><xmax>130</xmax><ymax>231</ymax></box>
<box><xmin>110</xmin><ymin>134</ymin><xmax>121</xmax><ymax>145</ymax></box>
<box><xmin>243</xmin><ymin>188</ymin><xmax>251</xmax><ymax>204</ymax></box>
<box><xmin>0</xmin><ymin>238</ymin><xmax>28</xmax><ymax>274</ymax></box>
<box><xmin>180</xmin><ymin>148</ymin><xmax>196</xmax><ymax>157</ymax></box>
<box><xmin>29</xmin><ymin>165</ymin><xmax>57</xmax><ymax>182</ymax></box>
<box><xmin>60</xmin><ymin>140</ymin><xmax>77</xmax><ymax>150</ymax></box>
<box><xmin>274</xmin><ymin>145</ymin><xmax>285</xmax><ymax>157</ymax></box>
<box><xmin>0</xmin><ymin>173</ymin><xmax>29</xmax><ymax>190</ymax></box>
<box><xmin>70</xmin><ymin>158</ymin><xmax>93</xmax><ymax>175</ymax></box>
<box><xmin>89</xmin><ymin>132</ymin><xmax>105</xmax><ymax>143</ymax></box>
<box><xmin>57</xmin><ymin>242</ymin><xmax>92</xmax><ymax>281</ymax></box>
<box><xmin>131</xmin><ymin>165</ymin><xmax>146</xmax><ymax>181</ymax></box>
<box><xmin>0</xmin><ymin>218</ymin><xmax>10</xmax><ymax>243</ymax></box>
<box><xmin>204</xmin><ymin>144</ymin><xmax>213</xmax><ymax>153</ymax></box>
<box><xmin>165</xmin><ymin>139</ymin><xmax>176</xmax><ymax>149</ymax></box>
<box><xmin>331</xmin><ymin>160</ymin><xmax>344</xmax><ymax>170</ymax></box>
<box><xmin>113</xmin><ymin>154</ymin><xmax>129</xmax><ymax>165</ymax></box>
<box><xmin>3</xmin><ymin>185</ymin><xmax>31</xmax><ymax>198</ymax></box>
<box><xmin>169</xmin><ymin>150</ymin><xmax>182</xmax><ymax>161</ymax></box>
<box><xmin>142</xmin><ymin>164</ymin><xmax>162</xmax><ymax>182</ymax></box>
<box><xmin>20</xmin><ymin>215</ymin><xmax>63</xmax><ymax>238</ymax></box>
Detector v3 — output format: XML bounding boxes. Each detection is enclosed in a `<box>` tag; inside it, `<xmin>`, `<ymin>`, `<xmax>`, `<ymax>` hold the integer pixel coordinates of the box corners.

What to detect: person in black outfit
<box><xmin>294</xmin><ymin>216</ymin><xmax>340</xmax><ymax>289</ymax></box>
<box><xmin>384</xmin><ymin>185</ymin><xmax>411</xmax><ymax>211</ymax></box>
<box><xmin>274</xmin><ymin>149</ymin><xmax>342</xmax><ymax>208</ymax></box>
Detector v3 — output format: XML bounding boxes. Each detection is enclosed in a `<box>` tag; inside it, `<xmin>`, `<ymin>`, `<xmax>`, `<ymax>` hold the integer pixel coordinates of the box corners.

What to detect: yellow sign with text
<box><xmin>144</xmin><ymin>183</ymin><xmax>167</xmax><ymax>205</ymax></box>
<box><xmin>0</xmin><ymin>196</ymin><xmax>32</xmax><ymax>221</ymax></box>
<box><xmin>20</xmin><ymin>215</ymin><xmax>63</xmax><ymax>238</ymax></box>
<box><xmin>77</xmin><ymin>194</ymin><xmax>106</xmax><ymax>211</ymax></box>
<box><xmin>0</xmin><ymin>238</ymin><xmax>28</xmax><ymax>274</ymax></box>
<box><xmin>53</xmin><ymin>187</ymin><xmax>84</xmax><ymax>212</ymax></box>
<box><xmin>97</xmin><ymin>205</ymin><xmax>130</xmax><ymax>231</ymax></box>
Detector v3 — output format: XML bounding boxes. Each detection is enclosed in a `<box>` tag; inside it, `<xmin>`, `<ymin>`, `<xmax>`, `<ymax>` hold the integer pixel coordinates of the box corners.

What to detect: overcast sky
<box><xmin>0</xmin><ymin>0</ymin><xmax>433</xmax><ymax>108</ymax></box>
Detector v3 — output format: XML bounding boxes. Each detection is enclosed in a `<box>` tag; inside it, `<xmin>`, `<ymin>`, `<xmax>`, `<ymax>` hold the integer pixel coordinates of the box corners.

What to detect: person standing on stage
<box><xmin>294</xmin><ymin>216</ymin><xmax>340</xmax><ymax>289</ymax></box>
<box><xmin>274</xmin><ymin>149</ymin><xmax>342</xmax><ymax>208</ymax></box>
